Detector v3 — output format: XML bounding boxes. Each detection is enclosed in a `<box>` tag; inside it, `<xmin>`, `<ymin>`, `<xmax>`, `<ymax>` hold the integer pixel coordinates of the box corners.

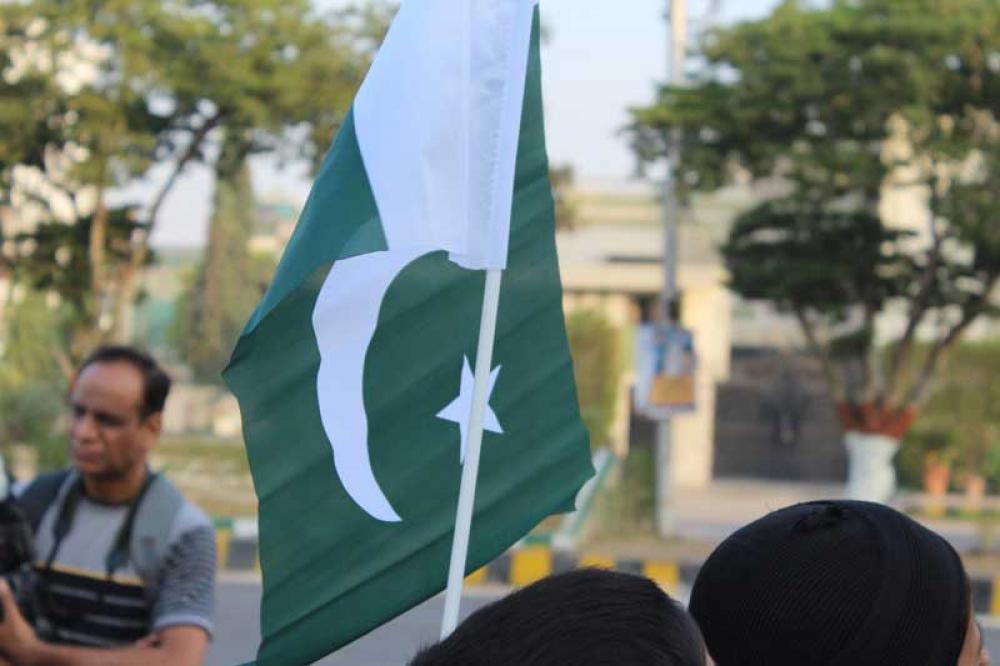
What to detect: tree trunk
<box><xmin>107</xmin><ymin>113</ymin><xmax>225</xmax><ymax>346</ymax></box>
<box><xmin>839</xmin><ymin>403</ymin><xmax>917</xmax><ymax>503</ymax></box>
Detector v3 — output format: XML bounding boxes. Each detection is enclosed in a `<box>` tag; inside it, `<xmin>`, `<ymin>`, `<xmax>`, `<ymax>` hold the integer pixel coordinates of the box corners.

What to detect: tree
<box><xmin>165</xmin><ymin>0</ymin><xmax>390</xmax><ymax>380</ymax></box>
<box><xmin>174</xmin><ymin>135</ymin><xmax>267</xmax><ymax>381</ymax></box>
<box><xmin>630</xmin><ymin>0</ymin><xmax>1000</xmax><ymax>499</ymax></box>
<box><xmin>1</xmin><ymin>1</ymin><xmax>176</xmax><ymax>360</ymax></box>
<box><xmin>0</xmin><ymin>0</ymin><xmax>383</xmax><ymax>367</ymax></box>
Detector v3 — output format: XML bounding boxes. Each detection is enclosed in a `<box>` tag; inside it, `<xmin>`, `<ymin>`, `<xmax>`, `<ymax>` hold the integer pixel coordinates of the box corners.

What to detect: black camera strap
<box><xmin>43</xmin><ymin>471</ymin><xmax>159</xmax><ymax>583</ymax></box>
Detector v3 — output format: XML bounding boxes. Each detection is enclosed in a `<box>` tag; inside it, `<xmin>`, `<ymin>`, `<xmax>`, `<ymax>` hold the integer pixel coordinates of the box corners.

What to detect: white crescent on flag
<box><xmin>311</xmin><ymin>0</ymin><xmax>536</xmax><ymax>523</ymax></box>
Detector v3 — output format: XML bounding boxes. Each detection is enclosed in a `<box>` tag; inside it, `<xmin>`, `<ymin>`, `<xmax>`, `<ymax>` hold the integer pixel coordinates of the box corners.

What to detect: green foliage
<box><xmin>922</xmin><ymin>344</ymin><xmax>1000</xmax><ymax>472</ymax></box>
<box><xmin>897</xmin><ymin>428</ymin><xmax>954</xmax><ymax>490</ymax></box>
<box><xmin>722</xmin><ymin>201</ymin><xmax>911</xmax><ymax>319</ymax></box>
<box><xmin>630</xmin><ymin>0</ymin><xmax>1000</xmax><ymax>413</ymax></box>
<box><xmin>632</xmin><ymin>0</ymin><xmax>1000</xmax><ymax>197</ymax></box>
<box><xmin>1</xmin><ymin>292</ymin><xmax>68</xmax><ymax>384</ymax></box>
<box><xmin>173</xmin><ymin>143</ymin><xmax>271</xmax><ymax>382</ymax></box>
<box><xmin>592</xmin><ymin>446</ymin><xmax>655</xmax><ymax>537</ymax></box>
<box><xmin>0</xmin><ymin>293</ymin><xmax>70</xmax><ymax>470</ymax></box>
<box><xmin>986</xmin><ymin>445</ymin><xmax>1000</xmax><ymax>494</ymax></box>
<box><xmin>0</xmin><ymin>378</ymin><xmax>61</xmax><ymax>447</ymax></box>
<box><xmin>566</xmin><ymin>309</ymin><xmax>622</xmax><ymax>450</ymax></box>
<box><xmin>6</xmin><ymin>208</ymin><xmax>152</xmax><ymax>359</ymax></box>
<box><xmin>0</xmin><ymin>0</ymin><xmax>383</xmax><ymax>361</ymax></box>
<box><xmin>154</xmin><ymin>437</ymin><xmax>255</xmax><ymax>516</ymax></box>
<box><xmin>898</xmin><ymin>342</ymin><xmax>1000</xmax><ymax>488</ymax></box>
<box><xmin>0</xmin><ymin>381</ymin><xmax>68</xmax><ymax>472</ymax></box>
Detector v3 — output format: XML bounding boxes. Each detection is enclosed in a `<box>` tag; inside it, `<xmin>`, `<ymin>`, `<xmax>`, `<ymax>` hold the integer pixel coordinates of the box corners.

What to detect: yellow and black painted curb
<box><xmin>214</xmin><ymin>531</ymin><xmax>689</xmax><ymax>593</ymax></box>
<box><xmin>213</xmin><ymin>532</ymin><xmax>1000</xmax><ymax>617</ymax></box>
<box><xmin>465</xmin><ymin>547</ymin><xmax>1000</xmax><ymax>617</ymax></box>
<box><xmin>462</xmin><ymin>547</ymin><xmax>691</xmax><ymax>596</ymax></box>
<box><xmin>215</xmin><ymin>528</ymin><xmax>261</xmax><ymax>574</ymax></box>
<box><xmin>971</xmin><ymin>576</ymin><xmax>1000</xmax><ymax>617</ymax></box>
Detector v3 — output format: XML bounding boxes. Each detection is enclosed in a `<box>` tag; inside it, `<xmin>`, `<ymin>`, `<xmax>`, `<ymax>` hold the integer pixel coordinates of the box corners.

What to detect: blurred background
<box><xmin>1</xmin><ymin>0</ymin><xmax>998</xmax><ymax>662</ymax></box>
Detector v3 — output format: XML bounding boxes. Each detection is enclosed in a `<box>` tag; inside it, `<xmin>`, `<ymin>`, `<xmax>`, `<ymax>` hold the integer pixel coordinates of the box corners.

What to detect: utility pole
<box><xmin>655</xmin><ymin>0</ymin><xmax>687</xmax><ymax>538</ymax></box>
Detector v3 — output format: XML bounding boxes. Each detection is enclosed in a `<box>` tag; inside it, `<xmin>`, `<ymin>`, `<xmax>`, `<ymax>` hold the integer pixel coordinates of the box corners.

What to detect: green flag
<box><xmin>224</xmin><ymin>4</ymin><xmax>593</xmax><ymax>664</ymax></box>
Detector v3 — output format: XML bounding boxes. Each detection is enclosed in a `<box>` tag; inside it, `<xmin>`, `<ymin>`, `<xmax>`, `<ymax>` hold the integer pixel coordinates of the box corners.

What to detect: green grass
<box><xmin>907</xmin><ymin>506</ymin><xmax>1000</xmax><ymax>522</ymax></box>
<box><xmin>153</xmin><ymin>437</ymin><xmax>256</xmax><ymax>517</ymax></box>
<box><xmin>157</xmin><ymin>437</ymin><xmax>249</xmax><ymax>472</ymax></box>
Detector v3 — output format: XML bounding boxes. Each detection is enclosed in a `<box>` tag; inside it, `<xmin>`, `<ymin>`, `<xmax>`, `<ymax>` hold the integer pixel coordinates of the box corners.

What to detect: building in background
<box><xmin>560</xmin><ymin>163</ymin><xmax>999</xmax><ymax>489</ymax></box>
<box><xmin>557</xmin><ymin>178</ymin><xmax>741</xmax><ymax>489</ymax></box>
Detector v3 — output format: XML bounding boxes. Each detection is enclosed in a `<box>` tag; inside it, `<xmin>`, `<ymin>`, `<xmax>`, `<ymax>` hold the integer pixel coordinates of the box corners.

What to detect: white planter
<box><xmin>844</xmin><ymin>431</ymin><xmax>900</xmax><ymax>503</ymax></box>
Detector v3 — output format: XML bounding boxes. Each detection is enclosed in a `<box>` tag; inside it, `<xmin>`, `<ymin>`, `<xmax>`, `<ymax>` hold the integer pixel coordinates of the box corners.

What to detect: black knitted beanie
<box><xmin>689</xmin><ymin>500</ymin><xmax>969</xmax><ymax>666</ymax></box>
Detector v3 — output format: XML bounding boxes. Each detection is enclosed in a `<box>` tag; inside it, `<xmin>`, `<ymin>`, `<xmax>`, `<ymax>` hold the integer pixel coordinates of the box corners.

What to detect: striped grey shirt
<box><xmin>26</xmin><ymin>473</ymin><xmax>216</xmax><ymax>645</ymax></box>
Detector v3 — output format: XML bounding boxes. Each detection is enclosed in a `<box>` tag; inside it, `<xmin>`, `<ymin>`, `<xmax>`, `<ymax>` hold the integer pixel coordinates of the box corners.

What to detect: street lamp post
<box><xmin>655</xmin><ymin>0</ymin><xmax>687</xmax><ymax>538</ymax></box>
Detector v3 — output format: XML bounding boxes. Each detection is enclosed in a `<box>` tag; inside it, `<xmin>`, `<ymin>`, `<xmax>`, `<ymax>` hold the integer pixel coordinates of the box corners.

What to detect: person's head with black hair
<box><xmin>78</xmin><ymin>346</ymin><xmax>172</xmax><ymax>418</ymax></box>
<box><xmin>409</xmin><ymin>568</ymin><xmax>706</xmax><ymax>666</ymax></box>
<box><xmin>68</xmin><ymin>346</ymin><xmax>172</xmax><ymax>503</ymax></box>
<box><xmin>690</xmin><ymin>500</ymin><xmax>990</xmax><ymax>666</ymax></box>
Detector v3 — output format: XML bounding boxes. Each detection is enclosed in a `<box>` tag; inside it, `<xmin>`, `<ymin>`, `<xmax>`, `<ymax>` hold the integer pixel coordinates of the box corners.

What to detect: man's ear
<box><xmin>143</xmin><ymin>411</ymin><xmax>163</xmax><ymax>440</ymax></box>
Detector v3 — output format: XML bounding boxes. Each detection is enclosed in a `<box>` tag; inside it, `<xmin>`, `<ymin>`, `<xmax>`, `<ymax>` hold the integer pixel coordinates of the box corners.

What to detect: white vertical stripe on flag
<box><xmin>353</xmin><ymin>0</ymin><xmax>537</xmax><ymax>270</ymax></box>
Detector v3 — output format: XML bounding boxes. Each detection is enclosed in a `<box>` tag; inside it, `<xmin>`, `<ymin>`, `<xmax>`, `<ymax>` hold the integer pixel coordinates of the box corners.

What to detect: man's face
<box><xmin>68</xmin><ymin>361</ymin><xmax>160</xmax><ymax>482</ymax></box>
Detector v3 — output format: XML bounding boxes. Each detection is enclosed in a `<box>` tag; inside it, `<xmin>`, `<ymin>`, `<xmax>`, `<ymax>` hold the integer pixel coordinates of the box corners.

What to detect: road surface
<box><xmin>209</xmin><ymin>578</ymin><xmax>503</xmax><ymax>665</ymax></box>
<box><xmin>210</xmin><ymin>578</ymin><xmax>1000</xmax><ymax>665</ymax></box>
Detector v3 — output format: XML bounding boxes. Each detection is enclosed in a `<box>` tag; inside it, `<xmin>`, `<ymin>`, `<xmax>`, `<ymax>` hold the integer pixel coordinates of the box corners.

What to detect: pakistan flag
<box><xmin>224</xmin><ymin>2</ymin><xmax>594</xmax><ymax>664</ymax></box>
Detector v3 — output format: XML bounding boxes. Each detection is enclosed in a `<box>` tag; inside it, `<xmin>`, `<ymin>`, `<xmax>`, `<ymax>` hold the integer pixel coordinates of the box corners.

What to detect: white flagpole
<box><xmin>440</xmin><ymin>268</ymin><xmax>504</xmax><ymax>638</ymax></box>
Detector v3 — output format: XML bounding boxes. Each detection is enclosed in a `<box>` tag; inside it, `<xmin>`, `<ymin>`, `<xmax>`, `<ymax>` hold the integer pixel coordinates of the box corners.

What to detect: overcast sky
<box><xmin>145</xmin><ymin>0</ymin><xmax>780</xmax><ymax>247</ymax></box>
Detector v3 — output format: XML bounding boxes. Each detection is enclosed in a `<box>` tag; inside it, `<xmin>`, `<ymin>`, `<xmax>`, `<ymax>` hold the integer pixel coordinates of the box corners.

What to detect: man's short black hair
<box><xmin>409</xmin><ymin>568</ymin><xmax>705</xmax><ymax>666</ymax></box>
<box><xmin>78</xmin><ymin>346</ymin><xmax>172</xmax><ymax>418</ymax></box>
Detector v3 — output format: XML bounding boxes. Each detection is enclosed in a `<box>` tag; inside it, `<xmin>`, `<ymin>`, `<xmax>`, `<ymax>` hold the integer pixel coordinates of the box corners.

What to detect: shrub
<box><xmin>566</xmin><ymin>309</ymin><xmax>622</xmax><ymax>451</ymax></box>
<box><xmin>897</xmin><ymin>342</ymin><xmax>1000</xmax><ymax>490</ymax></box>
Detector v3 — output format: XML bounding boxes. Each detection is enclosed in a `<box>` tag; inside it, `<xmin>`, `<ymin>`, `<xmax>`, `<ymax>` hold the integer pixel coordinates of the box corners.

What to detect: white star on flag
<box><xmin>436</xmin><ymin>356</ymin><xmax>503</xmax><ymax>463</ymax></box>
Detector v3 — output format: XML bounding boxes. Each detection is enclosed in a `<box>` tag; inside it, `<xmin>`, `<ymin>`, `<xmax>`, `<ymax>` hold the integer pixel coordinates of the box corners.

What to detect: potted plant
<box><xmin>916</xmin><ymin>431</ymin><xmax>955</xmax><ymax>498</ymax></box>
<box><xmin>955</xmin><ymin>424</ymin><xmax>994</xmax><ymax>510</ymax></box>
<box><xmin>924</xmin><ymin>345</ymin><xmax>1000</xmax><ymax>509</ymax></box>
